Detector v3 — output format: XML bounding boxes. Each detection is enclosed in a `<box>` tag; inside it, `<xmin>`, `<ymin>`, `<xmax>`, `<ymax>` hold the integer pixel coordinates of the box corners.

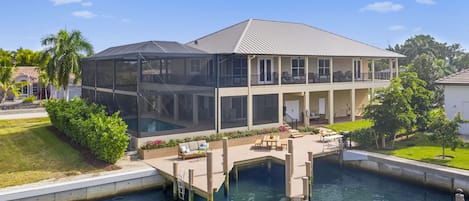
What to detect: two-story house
<box><xmin>81</xmin><ymin>19</ymin><xmax>404</xmax><ymax>146</ymax></box>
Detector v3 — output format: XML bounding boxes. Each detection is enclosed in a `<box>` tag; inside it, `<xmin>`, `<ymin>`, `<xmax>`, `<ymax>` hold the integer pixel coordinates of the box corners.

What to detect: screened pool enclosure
<box><xmin>82</xmin><ymin>41</ymin><xmax>218</xmax><ymax>138</ymax></box>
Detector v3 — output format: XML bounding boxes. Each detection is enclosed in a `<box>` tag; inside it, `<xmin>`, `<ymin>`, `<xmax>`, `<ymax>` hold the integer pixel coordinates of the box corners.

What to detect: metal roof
<box><xmin>88</xmin><ymin>41</ymin><xmax>209</xmax><ymax>60</ymax></box>
<box><xmin>436</xmin><ymin>69</ymin><xmax>469</xmax><ymax>85</ymax></box>
<box><xmin>187</xmin><ymin>19</ymin><xmax>405</xmax><ymax>58</ymax></box>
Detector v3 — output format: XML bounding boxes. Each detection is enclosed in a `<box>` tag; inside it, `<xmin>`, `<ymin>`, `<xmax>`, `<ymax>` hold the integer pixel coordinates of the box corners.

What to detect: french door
<box><xmin>354</xmin><ymin>59</ymin><xmax>362</xmax><ymax>80</ymax></box>
<box><xmin>258</xmin><ymin>58</ymin><xmax>274</xmax><ymax>84</ymax></box>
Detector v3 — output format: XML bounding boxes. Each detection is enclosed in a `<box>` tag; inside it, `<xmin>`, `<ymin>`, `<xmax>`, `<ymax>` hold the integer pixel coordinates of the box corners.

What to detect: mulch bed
<box><xmin>47</xmin><ymin>126</ymin><xmax>121</xmax><ymax>171</ymax></box>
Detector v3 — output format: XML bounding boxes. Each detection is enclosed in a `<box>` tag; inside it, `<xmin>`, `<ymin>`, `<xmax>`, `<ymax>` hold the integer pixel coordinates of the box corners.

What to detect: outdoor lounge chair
<box><xmin>253</xmin><ymin>139</ymin><xmax>263</xmax><ymax>149</ymax></box>
<box><xmin>178</xmin><ymin>140</ymin><xmax>209</xmax><ymax>160</ymax></box>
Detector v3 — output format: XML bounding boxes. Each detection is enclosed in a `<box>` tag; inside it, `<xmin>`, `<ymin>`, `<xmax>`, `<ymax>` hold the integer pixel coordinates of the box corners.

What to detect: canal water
<box><xmin>98</xmin><ymin>158</ymin><xmax>453</xmax><ymax>201</ymax></box>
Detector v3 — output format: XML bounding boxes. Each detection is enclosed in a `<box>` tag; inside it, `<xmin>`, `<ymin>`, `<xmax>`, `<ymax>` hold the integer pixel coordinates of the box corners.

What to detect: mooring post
<box><xmin>302</xmin><ymin>176</ymin><xmax>309</xmax><ymax>201</ymax></box>
<box><xmin>172</xmin><ymin>162</ymin><xmax>178</xmax><ymax>200</ymax></box>
<box><xmin>285</xmin><ymin>153</ymin><xmax>292</xmax><ymax>198</ymax></box>
<box><xmin>222</xmin><ymin>137</ymin><xmax>229</xmax><ymax>195</ymax></box>
<box><xmin>207</xmin><ymin>151</ymin><xmax>213</xmax><ymax>201</ymax></box>
<box><xmin>339</xmin><ymin>140</ymin><xmax>344</xmax><ymax>167</ymax></box>
<box><xmin>455</xmin><ymin>188</ymin><xmax>465</xmax><ymax>201</ymax></box>
<box><xmin>188</xmin><ymin>169</ymin><xmax>194</xmax><ymax>201</ymax></box>
<box><xmin>308</xmin><ymin>151</ymin><xmax>314</xmax><ymax>182</ymax></box>
<box><xmin>288</xmin><ymin>139</ymin><xmax>294</xmax><ymax>175</ymax></box>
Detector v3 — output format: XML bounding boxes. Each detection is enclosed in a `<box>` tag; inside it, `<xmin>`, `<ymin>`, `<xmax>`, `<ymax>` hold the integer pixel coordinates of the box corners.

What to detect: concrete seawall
<box><xmin>343</xmin><ymin>150</ymin><xmax>469</xmax><ymax>193</ymax></box>
<box><xmin>0</xmin><ymin>167</ymin><xmax>165</xmax><ymax>201</ymax></box>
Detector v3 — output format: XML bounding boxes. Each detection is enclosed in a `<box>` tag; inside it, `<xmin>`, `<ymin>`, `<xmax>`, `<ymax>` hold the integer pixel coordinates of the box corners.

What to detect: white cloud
<box><xmin>388</xmin><ymin>25</ymin><xmax>405</xmax><ymax>31</ymax></box>
<box><xmin>72</xmin><ymin>10</ymin><xmax>96</xmax><ymax>19</ymax></box>
<box><xmin>50</xmin><ymin>0</ymin><xmax>81</xmax><ymax>5</ymax></box>
<box><xmin>416</xmin><ymin>0</ymin><xmax>435</xmax><ymax>5</ymax></box>
<box><xmin>81</xmin><ymin>1</ymin><xmax>93</xmax><ymax>6</ymax></box>
<box><xmin>361</xmin><ymin>2</ymin><xmax>403</xmax><ymax>13</ymax></box>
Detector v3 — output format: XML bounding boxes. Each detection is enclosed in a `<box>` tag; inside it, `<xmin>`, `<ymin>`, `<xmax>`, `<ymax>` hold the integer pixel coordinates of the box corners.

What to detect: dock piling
<box><xmin>288</xmin><ymin>139</ymin><xmax>294</xmax><ymax>174</ymax></box>
<box><xmin>455</xmin><ymin>188</ymin><xmax>465</xmax><ymax>201</ymax></box>
<box><xmin>308</xmin><ymin>152</ymin><xmax>314</xmax><ymax>182</ymax></box>
<box><xmin>285</xmin><ymin>153</ymin><xmax>292</xmax><ymax>198</ymax></box>
<box><xmin>222</xmin><ymin>137</ymin><xmax>229</xmax><ymax>195</ymax></box>
<box><xmin>207</xmin><ymin>151</ymin><xmax>214</xmax><ymax>201</ymax></box>
<box><xmin>302</xmin><ymin>177</ymin><xmax>309</xmax><ymax>201</ymax></box>
<box><xmin>172</xmin><ymin>162</ymin><xmax>178</xmax><ymax>200</ymax></box>
<box><xmin>188</xmin><ymin>169</ymin><xmax>194</xmax><ymax>201</ymax></box>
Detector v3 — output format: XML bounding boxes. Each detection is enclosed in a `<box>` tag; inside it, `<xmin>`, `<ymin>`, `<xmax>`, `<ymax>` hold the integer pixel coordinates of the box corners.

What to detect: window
<box><xmin>318</xmin><ymin>59</ymin><xmax>330</xmax><ymax>76</ymax></box>
<box><xmin>190</xmin><ymin>59</ymin><xmax>201</xmax><ymax>74</ymax></box>
<box><xmin>291</xmin><ymin>57</ymin><xmax>305</xmax><ymax>78</ymax></box>
<box><xmin>232</xmin><ymin>57</ymin><xmax>247</xmax><ymax>77</ymax></box>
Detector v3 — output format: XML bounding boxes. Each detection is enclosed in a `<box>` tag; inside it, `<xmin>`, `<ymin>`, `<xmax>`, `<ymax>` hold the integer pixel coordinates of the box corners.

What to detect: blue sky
<box><xmin>1</xmin><ymin>0</ymin><xmax>468</xmax><ymax>52</ymax></box>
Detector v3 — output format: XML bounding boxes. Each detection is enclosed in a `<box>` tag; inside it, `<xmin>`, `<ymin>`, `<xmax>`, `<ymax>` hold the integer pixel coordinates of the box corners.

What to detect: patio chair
<box><xmin>254</xmin><ymin>139</ymin><xmax>263</xmax><ymax>149</ymax></box>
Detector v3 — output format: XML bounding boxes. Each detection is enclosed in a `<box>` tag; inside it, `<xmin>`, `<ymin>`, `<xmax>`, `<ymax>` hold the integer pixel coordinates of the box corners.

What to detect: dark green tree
<box><xmin>364</xmin><ymin>78</ymin><xmax>416</xmax><ymax>149</ymax></box>
<box><xmin>428</xmin><ymin>109</ymin><xmax>466</xmax><ymax>159</ymax></box>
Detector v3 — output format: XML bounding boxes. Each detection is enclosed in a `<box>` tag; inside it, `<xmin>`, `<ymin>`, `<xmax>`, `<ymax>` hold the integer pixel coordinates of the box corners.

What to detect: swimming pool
<box><xmin>98</xmin><ymin>157</ymin><xmax>452</xmax><ymax>201</ymax></box>
<box><xmin>125</xmin><ymin>118</ymin><xmax>184</xmax><ymax>132</ymax></box>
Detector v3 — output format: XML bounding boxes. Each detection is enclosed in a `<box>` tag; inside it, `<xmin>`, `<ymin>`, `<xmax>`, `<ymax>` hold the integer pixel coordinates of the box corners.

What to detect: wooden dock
<box><xmin>144</xmin><ymin>134</ymin><xmax>339</xmax><ymax>199</ymax></box>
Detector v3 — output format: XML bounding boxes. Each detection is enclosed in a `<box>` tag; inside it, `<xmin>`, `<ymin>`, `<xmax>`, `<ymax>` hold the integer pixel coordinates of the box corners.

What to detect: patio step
<box><xmin>289</xmin><ymin>129</ymin><xmax>299</xmax><ymax>134</ymax></box>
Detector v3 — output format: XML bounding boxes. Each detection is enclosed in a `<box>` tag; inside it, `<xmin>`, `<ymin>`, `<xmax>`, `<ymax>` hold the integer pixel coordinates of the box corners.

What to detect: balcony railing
<box><xmin>374</xmin><ymin>72</ymin><xmax>391</xmax><ymax>80</ymax></box>
<box><xmin>354</xmin><ymin>72</ymin><xmax>373</xmax><ymax>82</ymax></box>
<box><xmin>251</xmin><ymin>73</ymin><xmax>279</xmax><ymax>86</ymax></box>
<box><xmin>308</xmin><ymin>73</ymin><xmax>331</xmax><ymax>83</ymax></box>
<box><xmin>281</xmin><ymin>72</ymin><xmax>306</xmax><ymax>84</ymax></box>
<box><xmin>219</xmin><ymin>75</ymin><xmax>248</xmax><ymax>87</ymax></box>
<box><xmin>141</xmin><ymin>74</ymin><xmax>216</xmax><ymax>86</ymax></box>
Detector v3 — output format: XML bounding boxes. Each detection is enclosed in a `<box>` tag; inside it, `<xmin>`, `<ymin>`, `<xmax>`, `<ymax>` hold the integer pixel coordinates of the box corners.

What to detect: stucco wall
<box><xmin>444</xmin><ymin>85</ymin><xmax>469</xmax><ymax>135</ymax></box>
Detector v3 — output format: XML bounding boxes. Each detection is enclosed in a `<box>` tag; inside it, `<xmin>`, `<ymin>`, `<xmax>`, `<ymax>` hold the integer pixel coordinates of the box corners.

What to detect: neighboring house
<box><xmin>13</xmin><ymin>67</ymin><xmax>39</xmax><ymax>99</ymax></box>
<box><xmin>81</xmin><ymin>19</ymin><xmax>404</xmax><ymax>144</ymax></box>
<box><xmin>436</xmin><ymin>69</ymin><xmax>469</xmax><ymax>135</ymax></box>
<box><xmin>10</xmin><ymin>66</ymin><xmax>81</xmax><ymax>100</ymax></box>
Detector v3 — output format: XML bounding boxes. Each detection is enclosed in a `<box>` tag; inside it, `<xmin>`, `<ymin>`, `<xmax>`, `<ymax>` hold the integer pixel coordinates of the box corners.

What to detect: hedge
<box><xmin>45</xmin><ymin>98</ymin><xmax>129</xmax><ymax>164</ymax></box>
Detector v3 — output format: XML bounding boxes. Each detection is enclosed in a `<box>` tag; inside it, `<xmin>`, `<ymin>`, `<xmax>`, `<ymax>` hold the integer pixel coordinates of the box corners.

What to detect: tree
<box><xmin>399</xmin><ymin>72</ymin><xmax>434</xmax><ymax>134</ymax></box>
<box><xmin>14</xmin><ymin>48</ymin><xmax>42</xmax><ymax>66</ymax></box>
<box><xmin>41</xmin><ymin>30</ymin><xmax>93</xmax><ymax>101</ymax></box>
<box><xmin>428</xmin><ymin>109</ymin><xmax>466</xmax><ymax>159</ymax></box>
<box><xmin>363</xmin><ymin>78</ymin><xmax>416</xmax><ymax>149</ymax></box>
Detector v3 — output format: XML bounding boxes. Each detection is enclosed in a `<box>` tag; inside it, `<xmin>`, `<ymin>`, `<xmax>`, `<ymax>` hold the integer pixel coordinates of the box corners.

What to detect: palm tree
<box><xmin>41</xmin><ymin>30</ymin><xmax>93</xmax><ymax>101</ymax></box>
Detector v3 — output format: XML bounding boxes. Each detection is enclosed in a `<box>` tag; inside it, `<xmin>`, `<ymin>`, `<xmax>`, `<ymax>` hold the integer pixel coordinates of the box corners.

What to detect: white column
<box><xmin>352</xmin><ymin>59</ymin><xmax>355</xmax><ymax>83</ymax></box>
<box><xmin>278</xmin><ymin>57</ymin><xmax>282</xmax><ymax>85</ymax></box>
<box><xmin>372</xmin><ymin>59</ymin><xmax>375</xmax><ymax>81</ymax></box>
<box><xmin>305</xmin><ymin>56</ymin><xmax>309</xmax><ymax>84</ymax></box>
<box><xmin>351</xmin><ymin>88</ymin><xmax>356</xmax><ymax>122</ymax></box>
<box><xmin>389</xmin><ymin>59</ymin><xmax>393</xmax><ymax>79</ymax></box>
<box><xmin>217</xmin><ymin>90</ymin><xmax>221</xmax><ymax>132</ymax></box>
<box><xmin>328</xmin><ymin>89</ymin><xmax>334</xmax><ymax>124</ymax></box>
<box><xmin>395</xmin><ymin>58</ymin><xmax>399</xmax><ymax>78</ymax></box>
<box><xmin>330</xmin><ymin>57</ymin><xmax>334</xmax><ymax>83</ymax></box>
<box><xmin>304</xmin><ymin>91</ymin><xmax>310</xmax><ymax>126</ymax></box>
<box><xmin>278</xmin><ymin>93</ymin><xmax>283</xmax><ymax>125</ymax></box>
<box><xmin>173</xmin><ymin>94</ymin><xmax>179</xmax><ymax>120</ymax></box>
<box><xmin>193</xmin><ymin>94</ymin><xmax>198</xmax><ymax>125</ymax></box>
<box><xmin>247</xmin><ymin>55</ymin><xmax>253</xmax><ymax>129</ymax></box>
<box><xmin>370</xmin><ymin>88</ymin><xmax>374</xmax><ymax>104</ymax></box>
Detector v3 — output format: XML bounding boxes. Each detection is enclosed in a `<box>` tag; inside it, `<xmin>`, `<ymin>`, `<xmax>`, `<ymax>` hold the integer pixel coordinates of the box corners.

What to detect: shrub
<box><xmin>22</xmin><ymin>96</ymin><xmax>36</xmax><ymax>103</ymax></box>
<box><xmin>45</xmin><ymin>98</ymin><xmax>129</xmax><ymax>164</ymax></box>
<box><xmin>298</xmin><ymin>126</ymin><xmax>320</xmax><ymax>134</ymax></box>
<box><xmin>349</xmin><ymin>128</ymin><xmax>376</xmax><ymax>148</ymax></box>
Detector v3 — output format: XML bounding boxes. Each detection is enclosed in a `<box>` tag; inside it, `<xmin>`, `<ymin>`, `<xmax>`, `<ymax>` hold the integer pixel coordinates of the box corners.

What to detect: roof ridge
<box><xmin>186</xmin><ymin>19</ymin><xmax>250</xmax><ymax>45</ymax></box>
<box><xmin>300</xmin><ymin>23</ymin><xmax>404</xmax><ymax>58</ymax></box>
<box><xmin>233</xmin><ymin>19</ymin><xmax>253</xmax><ymax>53</ymax></box>
<box><xmin>151</xmin><ymin>41</ymin><xmax>167</xmax><ymax>53</ymax></box>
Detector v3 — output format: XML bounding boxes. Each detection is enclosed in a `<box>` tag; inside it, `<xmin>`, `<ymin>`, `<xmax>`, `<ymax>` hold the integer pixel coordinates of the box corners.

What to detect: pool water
<box><xmin>98</xmin><ymin>158</ymin><xmax>453</xmax><ymax>201</ymax></box>
<box><xmin>125</xmin><ymin>118</ymin><xmax>184</xmax><ymax>132</ymax></box>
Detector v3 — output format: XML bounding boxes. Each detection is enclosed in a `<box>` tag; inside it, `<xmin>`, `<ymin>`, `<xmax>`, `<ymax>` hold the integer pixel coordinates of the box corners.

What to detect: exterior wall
<box><xmin>309</xmin><ymin>91</ymin><xmax>329</xmax><ymax>116</ymax></box>
<box><xmin>308</xmin><ymin>57</ymin><xmax>318</xmax><ymax>75</ymax></box>
<box><xmin>444</xmin><ymin>85</ymin><xmax>469</xmax><ymax>135</ymax></box>
<box><xmin>355</xmin><ymin>88</ymin><xmax>369</xmax><ymax>116</ymax></box>
<box><xmin>333</xmin><ymin>90</ymin><xmax>351</xmax><ymax>117</ymax></box>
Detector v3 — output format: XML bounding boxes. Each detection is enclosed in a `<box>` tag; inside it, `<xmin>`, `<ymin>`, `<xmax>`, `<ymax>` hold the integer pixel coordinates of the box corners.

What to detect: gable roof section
<box><xmin>89</xmin><ymin>41</ymin><xmax>208</xmax><ymax>59</ymax></box>
<box><xmin>436</xmin><ymin>69</ymin><xmax>469</xmax><ymax>85</ymax></box>
<box><xmin>187</xmin><ymin>19</ymin><xmax>405</xmax><ymax>58</ymax></box>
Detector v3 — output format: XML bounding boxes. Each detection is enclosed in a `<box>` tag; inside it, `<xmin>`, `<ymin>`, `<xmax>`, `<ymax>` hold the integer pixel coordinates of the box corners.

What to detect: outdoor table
<box><xmin>263</xmin><ymin>135</ymin><xmax>280</xmax><ymax>149</ymax></box>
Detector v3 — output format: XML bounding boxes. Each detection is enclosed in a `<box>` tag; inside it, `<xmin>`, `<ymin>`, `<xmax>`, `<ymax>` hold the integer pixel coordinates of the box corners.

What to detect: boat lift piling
<box><xmin>222</xmin><ymin>137</ymin><xmax>229</xmax><ymax>195</ymax></box>
<box><xmin>172</xmin><ymin>162</ymin><xmax>178</xmax><ymax>200</ymax></box>
<box><xmin>206</xmin><ymin>151</ymin><xmax>214</xmax><ymax>201</ymax></box>
<box><xmin>188</xmin><ymin>169</ymin><xmax>194</xmax><ymax>201</ymax></box>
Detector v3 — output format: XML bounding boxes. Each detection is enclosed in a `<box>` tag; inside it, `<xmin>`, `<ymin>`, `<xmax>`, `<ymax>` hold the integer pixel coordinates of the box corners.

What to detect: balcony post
<box><xmin>305</xmin><ymin>56</ymin><xmax>309</xmax><ymax>84</ymax></box>
<box><xmin>304</xmin><ymin>91</ymin><xmax>310</xmax><ymax>126</ymax></box>
<box><xmin>395</xmin><ymin>58</ymin><xmax>399</xmax><ymax>78</ymax></box>
<box><xmin>330</xmin><ymin>57</ymin><xmax>334</xmax><ymax>83</ymax></box>
<box><xmin>278</xmin><ymin>92</ymin><xmax>283</xmax><ymax>125</ymax></box>
<box><xmin>352</xmin><ymin>59</ymin><xmax>355</xmax><ymax>83</ymax></box>
<box><xmin>328</xmin><ymin>89</ymin><xmax>334</xmax><ymax>124</ymax></box>
<box><xmin>247</xmin><ymin>55</ymin><xmax>254</xmax><ymax>129</ymax></box>
<box><xmin>371</xmin><ymin>59</ymin><xmax>375</xmax><ymax>81</ymax></box>
<box><xmin>351</xmin><ymin>88</ymin><xmax>355</xmax><ymax>122</ymax></box>
<box><xmin>278</xmin><ymin>57</ymin><xmax>282</xmax><ymax>86</ymax></box>
<box><xmin>389</xmin><ymin>58</ymin><xmax>393</xmax><ymax>79</ymax></box>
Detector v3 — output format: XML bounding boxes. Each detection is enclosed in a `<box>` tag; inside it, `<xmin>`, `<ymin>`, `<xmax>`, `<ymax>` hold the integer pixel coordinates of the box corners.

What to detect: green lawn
<box><xmin>324</xmin><ymin>119</ymin><xmax>373</xmax><ymax>132</ymax></box>
<box><xmin>0</xmin><ymin>118</ymin><xmax>98</xmax><ymax>188</ymax></box>
<box><xmin>375</xmin><ymin>133</ymin><xmax>469</xmax><ymax>170</ymax></box>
